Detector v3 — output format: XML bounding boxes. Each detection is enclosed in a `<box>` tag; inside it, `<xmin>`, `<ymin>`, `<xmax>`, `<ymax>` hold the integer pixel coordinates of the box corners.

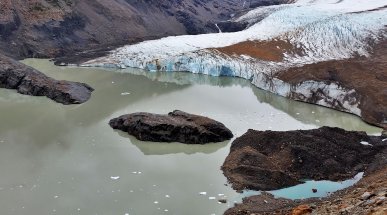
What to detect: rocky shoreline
<box><xmin>0</xmin><ymin>53</ymin><xmax>93</xmax><ymax>104</ymax></box>
<box><xmin>109</xmin><ymin>110</ymin><xmax>233</xmax><ymax>144</ymax></box>
<box><xmin>225</xmin><ymin>166</ymin><xmax>387</xmax><ymax>215</ymax></box>
<box><xmin>222</xmin><ymin>127</ymin><xmax>387</xmax><ymax>215</ymax></box>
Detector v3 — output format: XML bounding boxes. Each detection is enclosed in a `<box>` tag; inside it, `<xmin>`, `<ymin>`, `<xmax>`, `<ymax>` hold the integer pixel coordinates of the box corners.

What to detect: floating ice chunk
<box><xmin>54</xmin><ymin>195</ymin><xmax>59</xmax><ymax>199</ymax></box>
<box><xmin>165</xmin><ymin>195</ymin><xmax>170</xmax><ymax>198</ymax></box>
<box><xmin>125</xmin><ymin>213</ymin><xmax>129</xmax><ymax>215</ymax></box>
<box><xmin>110</xmin><ymin>176</ymin><xmax>120</xmax><ymax>180</ymax></box>
<box><xmin>154</xmin><ymin>201</ymin><xmax>159</xmax><ymax>204</ymax></box>
<box><xmin>199</xmin><ymin>192</ymin><xmax>207</xmax><ymax>195</ymax></box>
<box><xmin>218</xmin><ymin>194</ymin><xmax>225</xmax><ymax>196</ymax></box>
<box><xmin>382</xmin><ymin>138</ymin><xmax>387</xmax><ymax>142</ymax></box>
<box><xmin>209</xmin><ymin>197</ymin><xmax>216</xmax><ymax>200</ymax></box>
<box><xmin>121</xmin><ymin>92</ymin><xmax>131</xmax><ymax>96</ymax></box>
<box><xmin>360</xmin><ymin>141</ymin><xmax>372</xmax><ymax>146</ymax></box>
<box><xmin>164</xmin><ymin>209</ymin><xmax>169</xmax><ymax>212</ymax></box>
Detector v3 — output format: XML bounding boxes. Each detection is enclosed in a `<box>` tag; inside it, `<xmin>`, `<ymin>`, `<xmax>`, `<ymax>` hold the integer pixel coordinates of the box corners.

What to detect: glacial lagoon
<box><xmin>0</xmin><ymin>59</ymin><xmax>381</xmax><ymax>215</ymax></box>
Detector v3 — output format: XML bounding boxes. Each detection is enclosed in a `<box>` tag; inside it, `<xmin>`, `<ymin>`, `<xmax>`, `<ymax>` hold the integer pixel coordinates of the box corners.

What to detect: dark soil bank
<box><xmin>109</xmin><ymin>110</ymin><xmax>233</xmax><ymax>144</ymax></box>
<box><xmin>223</xmin><ymin>127</ymin><xmax>387</xmax><ymax>215</ymax></box>
<box><xmin>0</xmin><ymin>53</ymin><xmax>93</xmax><ymax>104</ymax></box>
<box><xmin>222</xmin><ymin>127</ymin><xmax>387</xmax><ymax>191</ymax></box>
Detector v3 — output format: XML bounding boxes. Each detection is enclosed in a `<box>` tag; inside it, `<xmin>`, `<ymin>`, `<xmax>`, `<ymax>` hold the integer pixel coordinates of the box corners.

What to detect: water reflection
<box><xmin>117</xmin><ymin>131</ymin><xmax>230</xmax><ymax>155</ymax></box>
<box><xmin>115</xmin><ymin>65</ymin><xmax>381</xmax><ymax>134</ymax></box>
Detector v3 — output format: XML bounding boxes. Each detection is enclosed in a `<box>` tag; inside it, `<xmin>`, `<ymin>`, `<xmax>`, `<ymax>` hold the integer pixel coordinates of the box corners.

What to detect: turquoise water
<box><xmin>269</xmin><ymin>172</ymin><xmax>363</xmax><ymax>199</ymax></box>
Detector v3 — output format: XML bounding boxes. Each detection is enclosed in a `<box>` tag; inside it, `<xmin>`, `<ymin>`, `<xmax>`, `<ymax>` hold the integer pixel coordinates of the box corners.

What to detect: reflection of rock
<box><xmin>222</xmin><ymin>127</ymin><xmax>387</xmax><ymax>191</ymax></box>
<box><xmin>109</xmin><ymin>110</ymin><xmax>233</xmax><ymax>144</ymax></box>
<box><xmin>0</xmin><ymin>53</ymin><xmax>93</xmax><ymax>104</ymax></box>
<box><xmin>117</xmin><ymin>131</ymin><xmax>229</xmax><ymax>155</ymax></box>
<box><xmin>117</xmin><ymin>67</ymin><xmax>251</xmax><ymax>87</ymax></box>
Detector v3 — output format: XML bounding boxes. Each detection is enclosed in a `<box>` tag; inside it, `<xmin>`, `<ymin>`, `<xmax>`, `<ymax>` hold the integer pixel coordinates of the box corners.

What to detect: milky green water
<box><xmin>0</xmin><ymin>59</ymin><xmax>381</xmax><ymax>215</ymax></box>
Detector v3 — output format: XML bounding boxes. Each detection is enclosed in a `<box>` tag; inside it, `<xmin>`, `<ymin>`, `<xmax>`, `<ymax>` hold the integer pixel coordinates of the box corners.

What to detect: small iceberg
<box><xmin>110</xmin><ymin>176</ymin><xmax>120</xmax><ymax>180</ymax></box>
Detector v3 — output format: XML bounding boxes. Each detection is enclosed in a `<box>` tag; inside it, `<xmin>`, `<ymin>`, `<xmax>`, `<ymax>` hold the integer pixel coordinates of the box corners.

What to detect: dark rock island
<box><xmin>222</xmin><ymin>127</ymin><xmax>387</xmax><ymax>192</ymax></box>
<box><xmin>109</xmin><ymin>110</ymin><xmax>233</xmax><ymax>144</ymax></box>
<box><xmin>0</xmin><ymin>53</ymin><xmax>93</xmax><ymax>104</ymax></box>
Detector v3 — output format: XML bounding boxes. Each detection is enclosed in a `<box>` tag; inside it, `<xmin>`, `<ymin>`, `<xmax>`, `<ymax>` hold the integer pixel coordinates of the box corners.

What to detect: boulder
<box><xmin>109</xmin><ymin>110</ymin><xmax>233</xmax><ymax>144</ymax></box>
<box><xmin>0</xmin><ymin>53</ymin><xmax>93</xmax><ymax>104</ymax></box>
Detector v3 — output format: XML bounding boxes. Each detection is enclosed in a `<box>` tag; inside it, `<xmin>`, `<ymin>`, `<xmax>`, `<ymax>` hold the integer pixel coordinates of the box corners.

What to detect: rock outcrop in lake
<box><xmin>0</xmin><ymin>53</ymin><xmax>93</xmax><ymax>104</ymax></box>
<box><xmin>221</xmin><ymin>127</ymin><xmax>387</xmax><ymax>191</ymax></box>
<box><xmin>109</xmin><ymin>110</ymin><xmax>233</xmax><ymax>144</ymax></box>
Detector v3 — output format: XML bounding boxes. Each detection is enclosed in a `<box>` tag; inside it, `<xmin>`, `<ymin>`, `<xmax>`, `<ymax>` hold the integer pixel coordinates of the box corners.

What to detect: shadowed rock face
<box><xmin>0</xmin><ymin>53</ymin><xmax>93</xmax><ymax>104</ymax></box>
<box><xmin>109</xmin><ymin>110</ymin><xmax>233</xmax><ymax>144</ymax></box>
<box><xmin>222</xmin><ymin>127</ymin><xmax>387</xmax><ymax>192</ymax></box>
<box><xmin>0</xmin><ymin>0</ymin><xmax>289</xmax><ymax>60</ymax></box>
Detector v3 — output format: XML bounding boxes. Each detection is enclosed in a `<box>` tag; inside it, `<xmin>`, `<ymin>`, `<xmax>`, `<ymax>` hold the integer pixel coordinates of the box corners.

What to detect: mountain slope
<box><xmin>0</xmin><ymin>0</ymin><xmax>289</xmax><ymax>59</ymax></box>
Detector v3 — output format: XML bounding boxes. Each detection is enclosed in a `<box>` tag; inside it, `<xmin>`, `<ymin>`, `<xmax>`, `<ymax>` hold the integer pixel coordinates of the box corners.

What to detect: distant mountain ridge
<box><xmin>0</xmin><ymin>0</ymin><xmax>289</xmax><ymax>59</ymax></box>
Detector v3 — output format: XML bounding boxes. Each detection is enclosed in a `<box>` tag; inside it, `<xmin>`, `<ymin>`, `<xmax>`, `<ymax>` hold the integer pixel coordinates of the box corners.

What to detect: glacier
<box><xmin>82</xmin><ymin>0</ymin><xmax>387</xmax><ymax>121</ymax></box>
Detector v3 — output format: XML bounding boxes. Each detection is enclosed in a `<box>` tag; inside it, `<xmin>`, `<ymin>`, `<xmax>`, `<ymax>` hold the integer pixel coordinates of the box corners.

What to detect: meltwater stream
<box><xmin>0</xmin><ymin>59</ymin><xmax>381</xmax><ymax>215</ymax></box>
